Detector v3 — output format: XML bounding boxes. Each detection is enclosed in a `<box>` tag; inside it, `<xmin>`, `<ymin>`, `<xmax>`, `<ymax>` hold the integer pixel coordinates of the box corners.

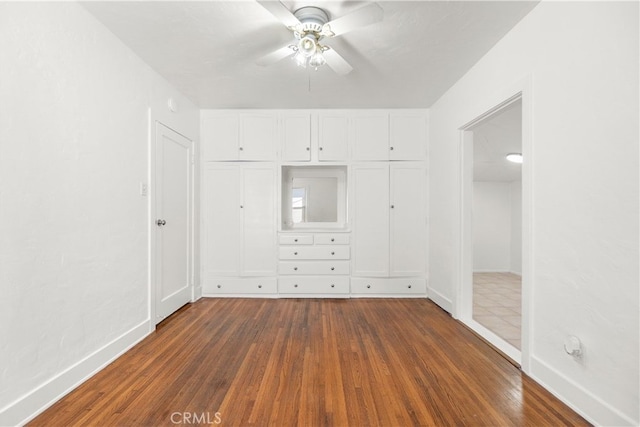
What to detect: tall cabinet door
<box><xmin>202</xmin><ymin>164</ymin><xmax>241</xmax><ymax>277</ymax></box>
<box><xmin>390</xmin><ymin>163</ymin><xmax>427</xmax><ymax>276</ymax></box>
<box><xmin>241</xmin><ymin>165</ymin><xmax>277</xmax><ymax>276</ymax></box>
<box><xmin>352</xmin><ymin>164</ymin><xmax>390</xmax><ymax>276</ymax></box>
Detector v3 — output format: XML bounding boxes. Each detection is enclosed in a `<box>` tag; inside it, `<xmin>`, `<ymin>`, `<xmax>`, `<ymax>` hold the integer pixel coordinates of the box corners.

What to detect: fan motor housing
<box><xmin>294</xmin><ymin>6</ymin><xmax>329</xmax><ymax>34</ymax></box>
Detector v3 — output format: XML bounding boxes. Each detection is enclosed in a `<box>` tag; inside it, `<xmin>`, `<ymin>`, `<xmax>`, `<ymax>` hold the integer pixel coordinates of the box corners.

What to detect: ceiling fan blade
<box><xmin>256</xmin><ymin>45</ymin><xmax>294</xmax><ymax>66</ymax></box>
<box><xmin>256</xmin><ymin>0</ymin><xmax>301</xmax><ymax>29</ymax></box>
<box><xmin>323</xmin><ymin>47</ymin><xmax>353</xmax><ymax>75</ymax></box>
<box><xmin>323</xmin><ymin>3</ymin><xmax>383</xmax><ymax>37</ymax></box>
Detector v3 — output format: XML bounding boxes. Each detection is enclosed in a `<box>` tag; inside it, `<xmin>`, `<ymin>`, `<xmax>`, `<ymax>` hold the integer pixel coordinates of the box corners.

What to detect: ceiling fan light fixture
<box><xmin>298</xmin><ymin>34</ymin><xmax>318</xmax><ymax>57</ymax></box>
<box><xmin>309</xmin><ymin>50</ymin><xmax>326</xmax><ymax>69</ymax></box>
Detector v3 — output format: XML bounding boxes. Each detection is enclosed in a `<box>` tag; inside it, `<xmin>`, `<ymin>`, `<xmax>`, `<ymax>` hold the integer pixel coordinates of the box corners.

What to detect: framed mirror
<box><xmin>282</xmin><ymin>166</ymin><xmax>347</xmax><ymax>230</ymax></box>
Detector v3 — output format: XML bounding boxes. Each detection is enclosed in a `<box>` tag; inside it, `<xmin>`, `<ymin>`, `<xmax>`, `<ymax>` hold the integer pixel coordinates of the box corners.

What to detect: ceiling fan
<box><xmin>256</xmin><ymin>1</ymin><xmax>383</xmax><ymax>75</ymax></box>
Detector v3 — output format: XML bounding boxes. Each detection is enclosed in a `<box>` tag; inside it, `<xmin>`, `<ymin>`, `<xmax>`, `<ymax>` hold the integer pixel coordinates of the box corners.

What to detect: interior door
<box><xmin>155</xmin><ymin>122</ymin><xmax>192</xmax><ymax>324</ymax></box>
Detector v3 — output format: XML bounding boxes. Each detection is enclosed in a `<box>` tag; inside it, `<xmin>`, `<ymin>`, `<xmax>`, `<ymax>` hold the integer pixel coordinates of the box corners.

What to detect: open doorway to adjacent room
<box><xmin>459</xmin><ymin>96</ymin><xmax>524</xmax><ymax>363</ymax></box>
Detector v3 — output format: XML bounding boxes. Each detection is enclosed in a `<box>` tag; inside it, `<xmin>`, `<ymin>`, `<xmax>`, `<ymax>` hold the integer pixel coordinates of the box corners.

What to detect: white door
<box><xmin>352</xmin><ymin>163</ymin><xmax>390</xmax><ymax>276</ymax></box>
<box><xmin>202</xmin><ymin>164</ymin><xmax>241</xmax><ymax>277</ymax></box>
<box><xmin>155</xmin><ymin>123</ymin><xmax>192</xmax><ymax>323</ymax></box>
<box><xmin>241</xmin><ymin>165</ymin><xmax>277</xmax><ymax>276</ymax></box>
<box><xmin>390</xmin><ymin>163</ymin><xmax>427</xmax><ymax>276</ymax></box>
<box><xmin>352</xmin><ymin>113</ymin><xmax>389</xmax><ymax>161</ymax></box>
<box><xmin>318</xmin><ymin>113</ymin><xmax>349</xmax><ymax>161</ymax></box>
<box><xmin>281</xmin><ymin>114</ymin><xmax>311</xmax><ymax>161</ymax></box>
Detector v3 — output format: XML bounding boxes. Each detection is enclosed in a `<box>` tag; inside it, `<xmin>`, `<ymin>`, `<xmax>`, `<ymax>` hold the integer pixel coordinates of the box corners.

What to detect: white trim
<box><xmin>0</xmin><ymin>321</ymin><xmax>151</xmax><ymax>427</ymax></box>
<box><xmin>530</xmin><ymin>357</ymin><xmax>638</xmax><ymax>426</ymax></box>
<box><xmin>460</xmin><ymin>317</ymin><xmax>521</xmax><ymax>364</ymax></box>
<box><xmin>454</xmin><ymin>75</ymin><xmax>533</xmax><ymax>373</ymax></box>
<box><xmin>427</xmin><ymin>287</ymin><xmax>453</xmax><ymax>313</ymax></box>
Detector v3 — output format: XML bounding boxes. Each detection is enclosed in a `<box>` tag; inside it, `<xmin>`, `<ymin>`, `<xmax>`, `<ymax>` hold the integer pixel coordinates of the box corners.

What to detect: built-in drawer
<box><xmin>314</xmin><ymin>234</ymin><xmax>350</xmax><ymax>245</ymax></box>
<box><xmin>279</xmin><ymin>261</ymin><xmax>350</xmax><ymax>275</ymax></box>
<box><xmin>203</xmin><ymin>277</ymin><xmax>278</xmax><ymax>295</ymax></box>
<box><xmin>278</xmin><ymin>276</ymin><xmax>350</xmax><ymax>294</ymax></box>
<box><xmin>279</xmin><ymin>234</ymin><xmax>314</xmax><ymax>245</ymax></box>
<box><xmin>350</xmin><ymin>277</ymin><xmax>426</xmax><ymax>295</ymax></box>
<box><xmin>278</xmin><ymin>246</ymin><xmax>350</xmax><ymax>260</ymax></box>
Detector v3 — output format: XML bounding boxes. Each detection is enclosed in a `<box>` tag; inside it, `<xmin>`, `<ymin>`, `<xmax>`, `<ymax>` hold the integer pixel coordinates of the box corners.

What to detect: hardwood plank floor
<box><xmin>29</xmin><ymin>298</ymin><xmax>589</xmax><ymax>426</ymax></box>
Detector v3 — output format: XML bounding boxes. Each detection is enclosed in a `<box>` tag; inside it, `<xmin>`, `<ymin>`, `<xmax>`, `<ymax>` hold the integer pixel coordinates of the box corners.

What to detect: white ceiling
<box><xmin>82</xmin><ymin>1</ymin><xmax>539</xmax><ymax>109</ymax></box>
<box><xmin>472</xmin><ymin>100</ymin><xmax>522</xmax><ymax>182</ymax></box>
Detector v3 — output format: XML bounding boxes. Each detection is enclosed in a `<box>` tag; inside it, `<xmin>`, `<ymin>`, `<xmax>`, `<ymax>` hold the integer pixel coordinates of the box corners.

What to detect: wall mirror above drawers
<box><xmin>281</xmin><ymin>166</ymin><xmax>348</xmax><ymax>230</ymax></box>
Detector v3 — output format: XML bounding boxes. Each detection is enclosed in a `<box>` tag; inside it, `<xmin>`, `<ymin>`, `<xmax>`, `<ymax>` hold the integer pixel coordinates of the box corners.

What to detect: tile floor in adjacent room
<box><xmin>473</xmin><ymin>272</ymin><xmax>522</xmax><ymax>349</ymax></box>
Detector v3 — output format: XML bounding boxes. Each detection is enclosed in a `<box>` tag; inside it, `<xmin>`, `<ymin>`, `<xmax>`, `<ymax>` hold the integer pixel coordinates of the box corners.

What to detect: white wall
<box><xmin>510</xmin><ymin>181</ymin><xmax>522</xmax><ymax>275</ymax></box>
<box><xmin>472</xmin><ymin>181</ymin><xmax>522</xmax><ymax>274</ymax></box>
<box><xmin>429</xmin><ymin>2</ymin><xmax>638</xmax><ymax>425</ymax></box>
<box><xmin>0</xmin><ymin>3</ymin><xmax>198</xmax><ymax>425</ymax></box>
<box><xmin>473</xmin><ymin>182</ymin><xmax>512</xmax><ymax>272</ymax></box>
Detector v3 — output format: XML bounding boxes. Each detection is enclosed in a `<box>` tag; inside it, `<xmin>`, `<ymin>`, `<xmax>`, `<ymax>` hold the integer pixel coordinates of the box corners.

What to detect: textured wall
<box><xmin>429</xmin><ymin>2</ymin><xmax>638</xmax><ymax>425</ymax></box>
<box><xmin>0</xmin><ymin>3</ymin><xmax>197</xmax><ymax>424</ymax></box>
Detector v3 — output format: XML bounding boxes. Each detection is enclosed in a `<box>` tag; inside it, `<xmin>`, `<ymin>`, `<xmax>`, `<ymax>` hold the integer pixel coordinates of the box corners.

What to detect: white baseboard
<box><xmin>530</xmin><ymin>356</ymin><xmax>637</xmax><ymax>426</ymax></box>
<box><xmin>426</xmin><ymin>287</ymin><xmax>453</xmax><ymax>313</ymax></box>
<box><xmin>192</xmin><ymin>285</ymin><xmax>203</xmax><ymax>301</ymax></box>
<box><xmin>0</xmin><ymin>320</ymin><xmax>152</xmax><ymax>427</ymax></box>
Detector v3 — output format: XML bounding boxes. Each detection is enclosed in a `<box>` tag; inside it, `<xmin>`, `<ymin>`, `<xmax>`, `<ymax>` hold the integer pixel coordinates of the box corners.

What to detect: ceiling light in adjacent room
<box><xmin>506</xmin><ymin>153</ymin><xmax>523</xmax><ymax>163</ymax></box>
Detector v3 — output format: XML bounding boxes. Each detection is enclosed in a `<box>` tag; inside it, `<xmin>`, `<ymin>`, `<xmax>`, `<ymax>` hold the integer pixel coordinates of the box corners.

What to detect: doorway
<box><xmin>154</xmin><ymin>122</ymin><xmax>193</xmax><ymax>324</ymax></box>
<box><xmin>459</xmin><ymin>95</ymin><xmax>527</xmax><ymax>364</ymax></box>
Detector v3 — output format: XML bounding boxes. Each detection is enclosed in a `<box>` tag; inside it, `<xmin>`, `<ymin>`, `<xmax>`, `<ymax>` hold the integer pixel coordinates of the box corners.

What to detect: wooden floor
<box><xmin>30</xmin><ymin>299</ymin><xmax>589</xmax><ymax>426</ymax></box>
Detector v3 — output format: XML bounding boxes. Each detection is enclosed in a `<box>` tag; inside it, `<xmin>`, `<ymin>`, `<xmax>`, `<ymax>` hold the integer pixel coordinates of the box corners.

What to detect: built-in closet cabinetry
<box><xmin>200</xmin><ymin>109</ymin><xmax>427</xmax><ymax>298</ymax></box>
<box><xmin>351</xmin><ymin>163</ymin><xmax>427</xmax><ymax>295</ymax></box>
<box><xmin>202</xmin><ymin>163</ymin><xmax>277</xmax><ymax>295</ymax></box>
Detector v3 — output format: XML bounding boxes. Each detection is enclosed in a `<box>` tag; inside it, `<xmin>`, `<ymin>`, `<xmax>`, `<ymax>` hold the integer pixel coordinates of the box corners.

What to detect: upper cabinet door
<box><xmin>201</xmin><ymin>112</ymin><xmax>239</xmax><ymax>161</ymax></box>
<box><xmin>240</xmin><ymin>113</ymin><xmax>277</xmax><ymax>160</ymax></box>
<box><xmin>352</xmin><ymin>112</ymin><xmax>389</xmax><ymax>161</ymax></box>
<box><xmin>281</xmin><ymin>113</ymin><xmax>311</xmax><ymax>161</ymax></box>
<box><xmin>318</xmin><ymin>113</ymin><xmax>349</xmax><ymax>161</ymax></box>
<box><xmin>390</xmin><ymin>112</ymin><xmax>427</xmax><ymax>160</ymax></box>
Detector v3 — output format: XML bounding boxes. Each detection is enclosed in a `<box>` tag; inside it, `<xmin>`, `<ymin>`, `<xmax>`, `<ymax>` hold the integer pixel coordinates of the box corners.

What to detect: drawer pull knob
<box><xmin>331</xmin><ymin>284</ymin><xmax>335</xmax><ymax>288</ymax></box>
<box><xmin>331</xmin><ymin>238</ymin><xmax>335</xmax><ymax>242</ymax></box>
<box><xmin>294</xmin><ymin>267</ymin><xmax>298</xmax><ymax>271</ymax></box>
<box><xmin>294</xmin><ymin>239</ymin><xmax>298</xmax><ymax>242</ymax></box>
<box><xmin>294</xmin><ymin>252</ymin><xmax>298</xmax><ymax>255</ymax></box>
<box><xmin>390</xmin><ymin>205</ymin><xmax>394</xmax><ymax>209</ymax></box>
<box><xmin>390</xmin><ymin>146</ymin><xmax>394</xmax><ymax>151</ymax></box>
<box><xmin>319</xmin><ymin>147</ymin><xmax>323</xmax><ymax>151</ymax></box>
<box><xmin>331</xmin><ymin>251</ymin><xmax>335</xmax><ymax>255</ymax></box>
<box><xmin>294</xmin><ymin>284</ymin><xmax>298</xmax><ymax>288</ymax></box>
<box><xmin>408</xmin><ymin>285</ymin><xmax>412</xmax><ymax>289</ymax></box>
<box><xmin>366</xmin><ymin>284</ymin><xmax>371</xmax><ymax>289</ymax></box>
<box><xmin>330</xmin><ymin>267</ymin><xmax>335</xmax><ymax>271</ymax></box>
<box><xmin>217</xmin><ymin>285</ymin><xmax>222</xmax><ymax>289</ymax></box>
<box><xmin>258</xmin><ymin>285</ymin><xmax>262</xmax><ymax>289</ymax></box>
<box><xmin>239</xmin><ymin>147</ymin><xmax>244</xmax><ymax>151</ymax></box>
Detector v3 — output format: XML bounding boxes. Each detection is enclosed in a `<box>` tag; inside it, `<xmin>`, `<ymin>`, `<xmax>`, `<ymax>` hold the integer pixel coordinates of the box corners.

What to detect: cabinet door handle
<box><xmin>258</xmin><ymin>285</ymin><xmax>262</xmax><ymax>289</ymax></box>
<box><xmin>331</xmin><ymin>238</ymin><xmax>335</xmax><ymax>242</ymax></box>
<box><xmin>294</xmin><ymin>252</ymin><xmax>298</xmax><ymax>255</ymax></box>
<box><xmin>330</xmin><ymin>267</ymin><xmax>335</xmax><ymax>271</ymax></box>
<box><xmin>331</xmin><ymin>284</ymin><xmax>335</xmax><ymax>288</ymax></box>
<box><xmin>306</xmin><ymin>147</ymin><xmax>310</xmax><ymax>151</ymax></box>
<box><xmin>331</xmin><ymin>251</ymin><xmax>335</xmax><ymax>255</ymax></box>
<box><xmin>294</xmin><ymin>239</ymin><xmax>298</xmax><ymax>242</ymax></box>
<box><xmin>294</xmin><ymin>284</ymin><xmax>298</xmax><ymax>288</ymax></box>
<box><xmin>240</xmin><ymin>205</ymin><xmax>244</xmax><ymax>209</ymax></box>
<box><xmin>390</xmin><ymin>205</ymin><xmax>394</xmax><ymax>209</ymax></box>
<box><xmin>239</xmin><ymin>147</ymin><xmax>244</xmax><ymax>151</ymax></box>
<box><xmin>319</xmin><ymin>147</ymin><xmax>323</xmax><ymax>151</ymax></box>
<box><xmin>390</xmin><ymin>146</ymin><xmax>394</xmax><ymax>151</ymax></box>
<box><xmin>293</xmin><ymin>267</ymin><xmax>298</xmax><ymax>271</ymax></box>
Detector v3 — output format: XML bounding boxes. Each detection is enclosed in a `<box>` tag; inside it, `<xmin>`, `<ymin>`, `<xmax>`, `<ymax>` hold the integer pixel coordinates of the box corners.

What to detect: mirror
<box><xmin>282</xmin><ymin>166</ymin><xmax>347</xmax><ymax>230</ymax></box>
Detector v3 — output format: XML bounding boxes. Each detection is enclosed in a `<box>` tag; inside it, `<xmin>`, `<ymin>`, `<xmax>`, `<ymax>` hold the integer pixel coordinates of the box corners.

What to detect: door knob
<box><xmin>156</xmin><ymin>219</ymin><xmax>166</xmax><ymax>226</ymax></box>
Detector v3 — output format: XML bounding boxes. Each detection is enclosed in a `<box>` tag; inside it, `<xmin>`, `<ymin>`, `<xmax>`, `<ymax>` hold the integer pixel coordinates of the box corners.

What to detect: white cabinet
<box><xmin>390</xmin><ymin>112</ymin><xmax>427</xmax><ymax>160</ymax></box>
<box><xmin>352</xmin><ymin>112</ymin><xmax>389</xmax><ymax>161</ymax></box>
<box><xmin>352</xmin><ymin>163</ymin><xmax>426</xmax><ymax>277</ymax></box>
<box><xmin>201</xmin><ymin>111</ymin><xmax>277</xmax><ymax>161</ymax></box>
<box><xmin>277</xmin><ymin>232</ymin><xmax>350</xmax><ymax>296</ymax></box>
<box><xmin>281</xmin><ymin>113</ymin><xmax>311</xmax><ymax>161</ymax></box>
<box><xmin>352</xmin><ymin>111</ymin><xmax>427</xmax><ymax>161</ymax></box>
<box><xmin>318</xmin><ymin>113</ymin><xmax>350</xmax><ymax>161</ymax></box>
<box><xmin>202</xmin><ymin>163</ymin><xmax>277</xmax><ymax>288</ymax></box>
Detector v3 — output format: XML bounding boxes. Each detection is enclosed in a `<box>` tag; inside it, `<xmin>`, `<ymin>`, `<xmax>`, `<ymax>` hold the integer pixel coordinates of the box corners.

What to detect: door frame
<box><xmin>148</xmin><ymin>111</ymin><xmax>196</xmax><ymax>329</ymax></box>
<box><xmin>454</xmin><ymin>76</ymin><xmax>533</xmax><ymax>372</ymax></box>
